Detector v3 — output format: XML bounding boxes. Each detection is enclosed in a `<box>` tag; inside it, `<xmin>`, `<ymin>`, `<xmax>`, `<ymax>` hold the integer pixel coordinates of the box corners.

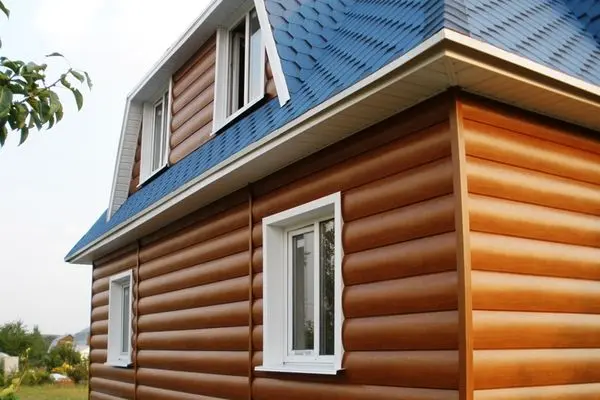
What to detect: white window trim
<box><xmin>106</xmin><ymin>269</ymin><xmax>133</xmax><ymax>368</ymax></box>
<box><xmin>213</xmin><ymin>6</ymin><xmax>266</xmax><ymax>133</ymax></box>
<box><xmin>256</xmin><ymin>192</ymin><xmax>343</xmax><ymax>375</ymax></box>
<box><xmin>139</xmin><ymin>80</ymin><xmax>172</xmax><ymax>185</ymax></box>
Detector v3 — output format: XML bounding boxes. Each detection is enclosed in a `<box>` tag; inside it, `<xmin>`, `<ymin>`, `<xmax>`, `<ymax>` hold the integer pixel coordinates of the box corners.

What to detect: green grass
<box><xmin>17</xmin><ymin>384</ymin><xmax>87</xmax><ymax>400</ymax></box>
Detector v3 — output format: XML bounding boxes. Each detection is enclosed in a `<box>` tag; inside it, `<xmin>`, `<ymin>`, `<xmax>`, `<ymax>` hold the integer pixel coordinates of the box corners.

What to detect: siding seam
<box><xmin>450</xmin><ymin>92</ymin><xmax>474</xmax><ymax>400</ymax></box>
<box><xmin>248</xmin><ymin>185</ymin><xmax>254</xmax><ymax>400</ymax></box>
<box><xmin>134</xmin><ymin>241</ymin><xmax>140</xmax><ymax>400</ymax></box>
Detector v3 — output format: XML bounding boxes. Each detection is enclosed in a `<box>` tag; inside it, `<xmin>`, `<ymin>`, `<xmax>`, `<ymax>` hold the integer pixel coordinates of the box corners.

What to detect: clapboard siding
<box><xmin>88</xmin><ymin>95</ymin><xmax>461</xmax><ymax>399</ymax></box>
<box><xmin>463</xmin><ymin>100</ymin><xmax>600</xmax><ymax>395</ymax></box>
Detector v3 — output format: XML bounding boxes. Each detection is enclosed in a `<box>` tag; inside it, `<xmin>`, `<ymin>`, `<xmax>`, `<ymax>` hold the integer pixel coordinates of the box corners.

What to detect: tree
<box><xmin>0</xmin><ymin>1</ymin><xmax>91</xmax><ymax>147</ymax></box>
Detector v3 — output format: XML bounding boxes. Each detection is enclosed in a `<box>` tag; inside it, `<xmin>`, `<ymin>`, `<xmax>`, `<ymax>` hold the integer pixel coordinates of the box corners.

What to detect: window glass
<box><xmin>229</xmin><ymin>21</ymin><xmax>246</xmax><ymax>114</ymax></box>
<box><xmin>121</xmin><ymin>283</ymin><xmax>130</xmax><ymax>354</ymax></box>
<box><xmin>291</xmin><ymin>230</ymin><xmax>314</xmax><ymax>352</ymax></box>
<box><xmin>248</xmin><ymin>10</ymin><xmax>262</xmax><ymax>102</ymax></box>
<box><xmin>152</xmin><ymin>101</ymin><xmax>164</xmax><ymax>171</ymax></box>
<box><xmin>319</xmin><ymin>219</ymin><xmax>335</xmax><ymax>355</ymax></box>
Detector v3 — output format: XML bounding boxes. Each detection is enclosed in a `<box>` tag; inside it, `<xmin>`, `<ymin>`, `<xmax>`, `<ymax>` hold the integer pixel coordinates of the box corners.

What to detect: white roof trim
<box><xmin>444</xmin><ymin>29</ymin><xmax>600</xmax><ymax>98</ymax></box>
<box><xmin>106</xmin><ymin>0</ymin><xmax>288</xmax><ymax>218</ymax></box>
<box><xmin>254</xmin><ymin>0</ymin><xmax>290</xmax><ymax>105</ymax></box>
<box><xmin>70</xmin><ymin>28</ymin><xmax>600</xmax><ymax>264</ymax></box>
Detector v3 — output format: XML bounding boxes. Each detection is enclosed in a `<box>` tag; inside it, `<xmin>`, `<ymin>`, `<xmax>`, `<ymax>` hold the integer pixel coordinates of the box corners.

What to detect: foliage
<box><xmin>65</xmin><ymin>360</ymin><xmax>88</xmax><ymax>384</ymax></box>
<box><xmin>44</xmin><ymin>344</ymin><xmax>80</xmax><ymax>372</ymax></box>
<box><xmin>0</xmin><ymin>322</ymin><xmax>49</xmax><ymax>367</ymax></box>
<box><xmin>19</xmin><ymin>369</ymin><xmax>50</xmax><ymax>386</ymax></box>
<box><xmin>0</xmin><ymin>0</ymin><xmax>91</xmax><ymax>147</ymax></box>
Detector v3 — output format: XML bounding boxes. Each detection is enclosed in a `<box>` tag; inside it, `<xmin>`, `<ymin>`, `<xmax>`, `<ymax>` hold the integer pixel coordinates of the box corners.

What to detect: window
<box><xmin>214</xmin><ymin>7</ymin><xmax>265</xmax><ymax>130</ymax></box>
<box><xmin>140</xmin><ymin>88</ymin><xmax>170</xmax><ymax>184</ymax></box>
<box><xmin>107</xmin><ymin>270</ymin><xmax>133</xmax><ymax>367</ymax></box>
<box><xmin>257</xmin><ymin>193</ymin><xmax>343</xmax><ymax>375</ymax></box>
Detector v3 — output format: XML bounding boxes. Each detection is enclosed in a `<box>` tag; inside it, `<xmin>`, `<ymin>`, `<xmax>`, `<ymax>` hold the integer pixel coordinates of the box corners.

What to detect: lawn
<box><xmin>17</xmin><ymin>385</ymin><xmax>87</xmax><ymax>400</ymax></box>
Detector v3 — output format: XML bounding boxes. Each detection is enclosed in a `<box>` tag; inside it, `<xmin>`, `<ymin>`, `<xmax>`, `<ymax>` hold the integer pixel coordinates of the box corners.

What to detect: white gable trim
<box><xmin>107</xmin><ymin>101</ymin><xmax>143</xmax><ymax>219</ymax></box>
<box><xmin>254</xmin><ymin>0</ymin><xmax>290</xmax><ymax>105</ymax></box>
<box><xmin>107</xmin><ymin>0</ymin><xmax>288</xmax><ymax>218</ymax></box>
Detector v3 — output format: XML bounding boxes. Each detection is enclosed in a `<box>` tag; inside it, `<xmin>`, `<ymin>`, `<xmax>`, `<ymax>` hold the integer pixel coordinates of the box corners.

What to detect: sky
<box><xmin>0</xmin><ymin>0</ymin><xmax>212</xmax><ymax>335</ymax></box>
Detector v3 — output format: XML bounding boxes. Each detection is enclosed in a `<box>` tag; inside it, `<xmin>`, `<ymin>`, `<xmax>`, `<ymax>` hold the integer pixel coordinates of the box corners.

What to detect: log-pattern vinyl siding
<box><xmin>462</xmin><ymin>101</ymin><xmax>600</xmax><ymax>399</ymax></box>
<box><xmin>169</xmin><ymin>36</ymin><xmax>216</xmax><ymax>165</ymax></box>
<box><xmin>90</xmin><ymin>249</ymin><xmax>137</xmax><ymax>400</ymax></box>
<box><xmin>89</xmin><ymin>97</ymin><xmax>461</xmax><ymax>399</ymax></box>
<box><xmin>128</xmin><ymin>129</ymin><xmax>142</xmax><ymax>195</ymax></box>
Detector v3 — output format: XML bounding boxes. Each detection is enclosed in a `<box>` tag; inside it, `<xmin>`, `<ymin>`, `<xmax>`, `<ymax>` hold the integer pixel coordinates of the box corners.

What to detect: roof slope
<box><xmin>67</xmin><ymin>0</ymin><xmax>600</xmax><ymax>260</ymax></box>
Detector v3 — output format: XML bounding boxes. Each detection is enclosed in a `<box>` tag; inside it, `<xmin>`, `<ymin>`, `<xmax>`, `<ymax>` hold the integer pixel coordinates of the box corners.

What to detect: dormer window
<box><xmin>140</xmin><ymin>87</ymin><xmax>171</xmax><ymax>184</ymax></box>
<box><xmin>214</xmin><ymin>7</ymin><xmax>265</xmax><ymax>130</ymax></box>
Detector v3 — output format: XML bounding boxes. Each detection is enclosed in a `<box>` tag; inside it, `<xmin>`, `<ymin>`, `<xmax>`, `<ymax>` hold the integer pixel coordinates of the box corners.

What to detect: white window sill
<box><xmin>255</xmin><ymin>365</ymin><xmax>342</xmax><ymax>375</ymax></box>
<box><xmin>137</xmin><ymin>163</ymin><xmax>169</xmax><ymax>189</ymax></box>
<box><xmin>212</xmin><ymin>95</ymin><xmax>264</xmax><ymax>136</ymax></box>
<box><xmin>105</xmin><ymin>359</ymin><xmax>131</xmax><ymax>368</ymax></box>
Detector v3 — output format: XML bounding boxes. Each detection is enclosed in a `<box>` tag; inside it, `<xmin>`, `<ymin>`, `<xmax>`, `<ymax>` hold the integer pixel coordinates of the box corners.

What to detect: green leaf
<box><xmin>71</xmin><ymin>88</ymin><xmax>83</xmax><ymax>110</ymax></box>
<box><xmin>0</xmin><ymin>1</ymin><xmax>10</xmax><ymax>18</ymax></box>
<box><xmin>84</xmin><ymin>71</ymin><xmax>93</xmax><ymax>89</ymax></box>
<box><xmin>70</xmin><ymin>70</ymin><xmax>84</xmax><ymax>83</ymax></box>
<box><xmin>0</xmin><ymin>85</ymin><xmax>13</xmax><ymax>118</ymax></box>
<box><xmin>45</xmin><ymin>52</ymin><xmax>64</xmax><ymax>58</ymax></box>
<box><xmin>47</xmin><ymin>114</ymin><xmax>55</xmax><ymax>130</ymax></box>
<box><xmin>48</xmin><ymin>91</ymin><xmax>60</xmax><ymax>114</ymax></box>
<box><xmin>55</xmin><ymin>104</ymin><xmax>64</xmax><ymax>122</ymax></box>
<box><xmin>0</xmin><ymin>124</ymin><xmax>6</xmax><ymax>147</ymax></box>
<box><xmin>30</xmin><ymin>109</ymin><xmax>43</xmax><ymax>130</ymax></box>
<box><xmin>19</xmin><ymin>126</ymin><xmax>29</xmax><ymax>145</ymax></box>
<box><xmin>60</xmin><ymin>75</ymin><xmax>72</xmax><ymax>89</ymax></box>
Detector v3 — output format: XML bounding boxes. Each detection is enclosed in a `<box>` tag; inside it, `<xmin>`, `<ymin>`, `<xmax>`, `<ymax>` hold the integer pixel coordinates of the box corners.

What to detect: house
<box><xmin>0</xmin><ymin>352</ymin><xmax>18</xmax><ymax>376</ymax></box>
<box><xmin>65</xmin><ymin>0</ymin><xmax>600</xmax><ymax>399</ymax></box>
<box><xmin>48</xmin><ymin>334</ymin><xmax>74</xmax><ymax>351</ymax></box>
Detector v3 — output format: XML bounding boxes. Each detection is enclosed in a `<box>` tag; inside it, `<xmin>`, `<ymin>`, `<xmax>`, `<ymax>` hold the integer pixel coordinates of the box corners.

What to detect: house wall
<box><xmin>88</xmin><ymin>96</ymin><xmax>462</xmax><ymax>400</ymax></box>
<box><xmin>460</xmin><ymin>98</ymin><xmax>600</xmax><ymax>399</ymax></box>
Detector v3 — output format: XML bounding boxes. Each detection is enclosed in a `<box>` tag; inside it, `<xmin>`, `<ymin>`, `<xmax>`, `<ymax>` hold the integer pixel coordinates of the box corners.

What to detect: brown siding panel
<box><xmin>464</xmin><ymin>100</ymin><xmax>600</xmax><ymax>394</ymax></box>
<box><xmin>89</xmin><ymin>96</ymin><xmax>461</xmax><ymax>399</ymax></box>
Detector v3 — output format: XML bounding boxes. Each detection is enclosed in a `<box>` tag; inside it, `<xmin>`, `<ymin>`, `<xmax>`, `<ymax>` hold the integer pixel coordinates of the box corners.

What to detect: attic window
<box><xmin>140</xmin><ymin>87</ymin><xmax>171</xmax><ymax>184</ymax></box>
<box><xmin>214</xmin><ymin>8</ymin><xmax>265</xmax><ymax>131</ymax></box>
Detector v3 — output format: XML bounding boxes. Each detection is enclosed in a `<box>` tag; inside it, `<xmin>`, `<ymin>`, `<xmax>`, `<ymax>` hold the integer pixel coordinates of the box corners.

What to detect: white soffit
<box><xmin>70</xmin><ymin>29</ymin><xmax>600</xmax><ymax>263</ymax></box>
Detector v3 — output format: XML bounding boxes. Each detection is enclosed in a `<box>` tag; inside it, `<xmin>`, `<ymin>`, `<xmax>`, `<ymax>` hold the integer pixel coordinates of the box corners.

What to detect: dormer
<box><xmin>107</xmin><ymin>0</ymin><xmax>289</xmax><ymax>219</ymax></box>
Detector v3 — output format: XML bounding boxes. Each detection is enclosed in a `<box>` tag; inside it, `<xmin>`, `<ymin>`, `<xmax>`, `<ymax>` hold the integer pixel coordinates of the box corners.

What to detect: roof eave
<box><xmin>66</xmin><ymin>29</ymin><xmax>600</xmax><ymax>264</ymax></box>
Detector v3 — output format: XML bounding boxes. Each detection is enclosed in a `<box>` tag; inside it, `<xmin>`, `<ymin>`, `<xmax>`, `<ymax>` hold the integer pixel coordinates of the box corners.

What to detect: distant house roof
<box><xmin>49</xmin><ymin>334</ymin><xmax>74</xmax><ymax>350</ymax></box>
<box><xmin>66</xmin><ymin>0</ymin><xmax>600</xmax><ymax>261</ymax></box>
<box><xmin>0</xmin><ymin>352</ymin><xmax>9</xmax><ymax>358</ymax></box>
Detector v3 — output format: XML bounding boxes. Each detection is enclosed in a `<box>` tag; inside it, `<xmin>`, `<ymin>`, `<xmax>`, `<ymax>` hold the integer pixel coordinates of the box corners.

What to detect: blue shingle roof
<box><xmin>66</xmin><ymin>0</ymin><xmax>600</xmax><ymax>259</ymax></box>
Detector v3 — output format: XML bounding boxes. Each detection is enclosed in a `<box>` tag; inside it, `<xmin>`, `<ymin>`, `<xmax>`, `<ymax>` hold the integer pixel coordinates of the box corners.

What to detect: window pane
<box><xmin>292</xmin><ymin>231</ymin><xmax>314</xmax><ymax>351</ymax></box>
<box><xmin>152</xmin><ymin>102</ymin><xmax>163</xmax><ymax>170</ymax></box>
<box><xmin>319</xmin><ymin>219</ymin><xmax>335</xmax><ymax>355</ymax></box>
<box><xmin>248</xmin><ymin>10</ymin><xmax>262</xmax><ymax>101</ymax></box>
<box><xmin>121</xmin><ymin>284</ymin><xmax>130</xmax><ymax>354</ymax></box>
<box><xmin>229</xmin><ymin>21</ymin><xmax>246</xmax><ymax>114</ymax></box>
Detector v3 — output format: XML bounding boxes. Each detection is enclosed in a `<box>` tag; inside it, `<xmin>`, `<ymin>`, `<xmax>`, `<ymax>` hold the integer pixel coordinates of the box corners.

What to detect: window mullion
<box><xmin>313</xmin><ymin>221</ymin><xmax>320</xmax><ymax>358</ymax></box>
<box><xmin>244</xmin><ymin>12</ymin><xmax>250</xmax><ymax>105</ymax></box>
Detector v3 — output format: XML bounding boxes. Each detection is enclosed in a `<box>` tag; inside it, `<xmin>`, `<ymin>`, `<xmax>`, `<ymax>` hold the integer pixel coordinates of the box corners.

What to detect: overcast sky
<box><xmin>0</xmin><ymin>0</ymin><xmax>211</xmax><ymax>335</ymax></box>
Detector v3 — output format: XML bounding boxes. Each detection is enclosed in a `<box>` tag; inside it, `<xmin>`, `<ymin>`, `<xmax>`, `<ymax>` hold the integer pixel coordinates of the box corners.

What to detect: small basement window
<box><xmin>140</xmin><ymin>88</ymin><xmax>170</xmax><ymax>184</ymax></box>
<box><xmin>214</xmin><ymin>7</ymin><xmax>265</xmax><ymax>130</ymax></box>
<box><xmin>106</xmin><ymin>270</ymin><xmax>133</xmax><ymax>367</ymax></box>
<box><xmin>257</xmin><ymin>193</ymin><xmax>343</xmax><ymax>375</ymax></box>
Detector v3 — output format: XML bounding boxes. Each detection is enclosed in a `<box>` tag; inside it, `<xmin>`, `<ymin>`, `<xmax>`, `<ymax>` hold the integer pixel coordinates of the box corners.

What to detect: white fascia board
<box><xmin>254</xmin><ymin>0</ymin><xmax>290</xmax><ymax>105</ymax></box>
<box><xmin>442</xmin><ymin>29</ymin><xmax>600</xmax><ymax>97</ymax></box>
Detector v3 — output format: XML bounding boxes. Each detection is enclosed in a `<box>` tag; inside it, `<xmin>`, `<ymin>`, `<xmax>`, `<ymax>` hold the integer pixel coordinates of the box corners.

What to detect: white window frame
<box><xmin>106</xmin><ymin>270</ymin><xmax>133</xmax><ymax>367</ymax></box>
<box><xmin>213</xmin><ymin>5</ymin><xmax>266</xmax><ymax>132</ymax></box>
<box><xmin>256</xmin><ymin>192</ymin><xmax>343</xmax><ymax>375</ymax></box>
<box><xmin>139</xmin><ymin>81</ymin><xmax>172</xmax><ymax>185</ymax></box>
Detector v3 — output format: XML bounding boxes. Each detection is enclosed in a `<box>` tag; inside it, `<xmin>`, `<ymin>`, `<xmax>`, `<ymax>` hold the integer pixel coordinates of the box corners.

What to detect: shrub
<box><xmin>44</xmin><ymin>343</ymin><xmax>81</xmax><ymax>371</ymax></box>
<box><xmin>19</xmin><ymin>368</ymin><xmax>50</xmax><ymax>386</ymax></box>
<box><xmin>67</xmin><ymin>360</ymin><xmax>88</xmax><ymax>384</ymax></box>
